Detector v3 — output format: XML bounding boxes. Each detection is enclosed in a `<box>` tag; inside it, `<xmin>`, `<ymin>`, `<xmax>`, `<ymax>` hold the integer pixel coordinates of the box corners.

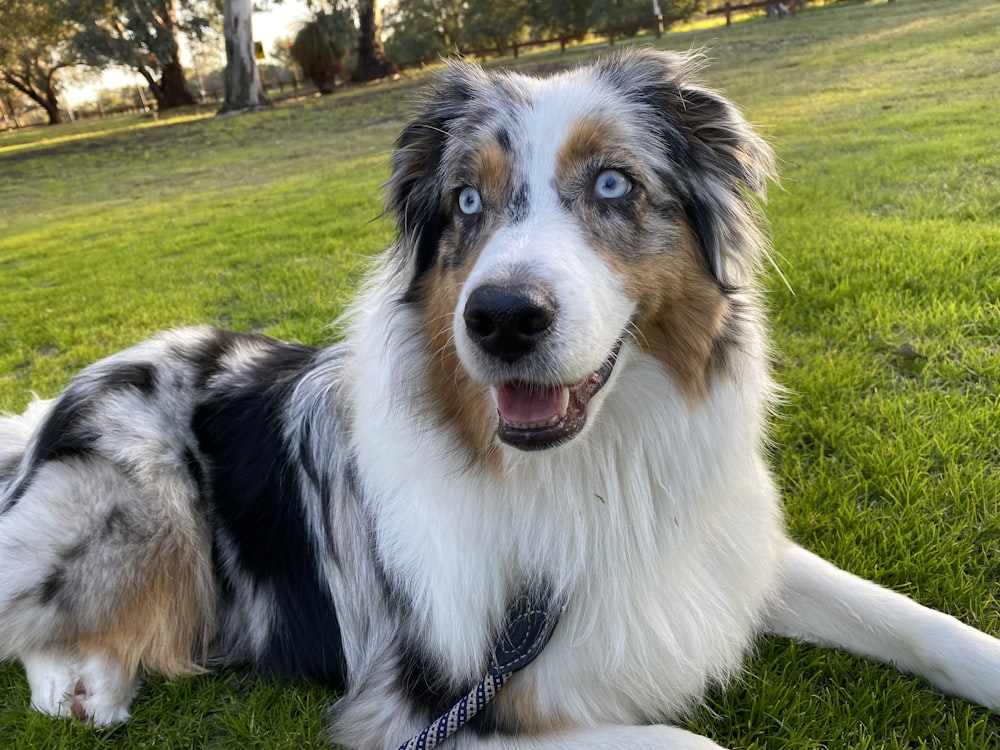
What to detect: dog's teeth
<box><xmin>558</xmin><ymin>388</ymin><xmax>570</xmax><ymax>419</ymax></box>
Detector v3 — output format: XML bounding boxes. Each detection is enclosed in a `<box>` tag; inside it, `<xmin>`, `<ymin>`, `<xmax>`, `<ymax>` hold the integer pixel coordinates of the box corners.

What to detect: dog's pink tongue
<box><xmin>496</xmin><ymin>383</ymin><xmax>566</xmax><ymax>427</ymax></box>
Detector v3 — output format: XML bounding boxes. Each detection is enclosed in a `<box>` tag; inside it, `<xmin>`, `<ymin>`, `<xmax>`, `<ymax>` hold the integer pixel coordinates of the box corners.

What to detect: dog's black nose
<box><xmin>464</xmin><ymin>284</ymin><xmax>555</xmax><ymax>362</ymax></box>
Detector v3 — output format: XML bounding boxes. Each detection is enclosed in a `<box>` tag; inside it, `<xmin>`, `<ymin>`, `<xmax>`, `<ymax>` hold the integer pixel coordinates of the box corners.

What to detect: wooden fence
<box><xmin>706</xmin><ymin>0</ymin><xmax>800</xmax><ymax>27</ymax></box>
<box><xmin>395</xmin><ymin>14</ymin><xmax>683</xmax><ymax>72</ymax></box>
<box><xmin>3</xmin><ymin>5</ymin><xmax>802</xmax><ymax>128</ymax></box>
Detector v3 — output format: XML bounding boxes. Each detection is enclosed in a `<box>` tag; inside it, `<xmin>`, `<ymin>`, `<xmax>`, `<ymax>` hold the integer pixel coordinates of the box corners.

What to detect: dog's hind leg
<box><xmin>765</xmin><ymin>541</ymin><xmax>1000</xmax><ymax>709</ymax></box>
<box><xmin>22</xmin><ymin>649</ymin><xmax>140</xmax><ymax>725</ymax></box>
<box><xmin>0</xmin><ymin>455</ymin><xmax>216</xmax><ymax>726</ymax></box>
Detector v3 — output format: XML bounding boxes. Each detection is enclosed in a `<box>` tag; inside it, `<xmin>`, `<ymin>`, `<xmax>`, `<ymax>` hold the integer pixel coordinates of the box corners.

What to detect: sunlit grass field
<box><xmin>2</xmin><ymin>0</ymin><xmax>999</xmax><ymax>746</ymax></box>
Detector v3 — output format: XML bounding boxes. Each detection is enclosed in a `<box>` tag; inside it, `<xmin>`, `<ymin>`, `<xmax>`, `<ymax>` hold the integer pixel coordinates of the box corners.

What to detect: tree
<box><xmin>218</xmin><ymin>0</ymin><xmax>269</xmax><ymax>114</ymax></box>
<box><xmin>290</xmin><ymin>10</ymin><xmax>352</xmax><ymax>93</ymax></box>
<box><xmin>270</xmin><ymin>37</ymin><xmax>295</xmax><ymax>71</ymax></box>
<box><xmin>354</xmin><ymin>0</ymin><xmax>395</xmax><ymax>81</ymax></box>
<box><xmin>463</xmin><ymin>0</ymin><xmax>527</xmax><ymax>56</ymax></box>
<box><xmin>382</xmin><ymin>0</ymin><xmax>466</xmax><ymax>63</ymax></box>
<box><xmin>0</xmin><ymin>83</ymin><xmax>31</xmax><ymax>129</ymax></box>
<box><xmin>525</xmin><ymin>0</ymin><xmax>591</xmax><ymax>40</ymax></box>
<box><xmin>588</xmin><ymin>0</ymin><xmax>653</xmax><ymax>30</ymax></box>
<box><xmin>666</xmin><ymin>0</ymin><xmax>706</xmax><ymax>22</ymax></box>
<box><xmin>0</xmin><ymin>1</ymin><xmax>78</xmax><ymax>125</ymax></box>
<box><xmin>70</xmin><ymin>0</ymin><xmax>214</xmax><ymax>110</ymax></box>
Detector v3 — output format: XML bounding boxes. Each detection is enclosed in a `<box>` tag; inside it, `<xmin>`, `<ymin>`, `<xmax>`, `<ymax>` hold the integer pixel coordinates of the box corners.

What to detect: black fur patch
<box><xmin>1</xmin><ymin>479</ymin><xmax>32</xmax><ymax>512</ymax></box>
<box><xmin>183</xmin><ymin>447</ymin><xmax>206</xmax><ymax>499</ymax></box>
<box><xmin>399</xmin><ymin>638</ymin><xmax>470</xmax><ymax>724</ymax></box>
<box><xmin>185</xmin><ymin>329</ymin><xmax>247</xmax><ymax>388</ymax></box>
<box><xmin>397</xmin><ymin>637</ymin><xmax>512</xmax><ymax>736</ymax></box>
<box><xmin>495</xmin><ymin>126</ymin><xmax>513</xmax><ymax>155</ymax></box>
<box><xmin>192</xmin><ymin>342</ymin><xmax>348</xmax><ymax>687</ymax></box>
<box><xmin>680</xmin><ymin>188</ymin><xmax>726</xmax><ymax>285</ymax></box>
<box><xmin>102</xmin><ymin>362</ymin><xmax>158</xmax><ymax>395</ymax></box>
<box><xmin>0</xmin><ymin>392</ymin><xmax>98</xmax><ymax>514</ymax></box>
<box><xmin>413</xmin><ymin>206</ymin><xmax>448</xmax><ymax>284</ymax></box>
<box><xmin>37</xmin><ymin>567</ymin><xmax>65</xmax><ymax>607</ymax></box>
<box><xmin>710</xmin><ymin>295</ymin><xmax>751</xmax><ymax>370</ymax></box>
<box><xmin>36</xmin><ymin>542</ymin><xmax>87</xmax><ymax>608</ymax></box>
<box><xmin>507</xmin><ymin>183</ymin><xmax>530</xmax><ymax>224</ymax></box>
<box><xmin>389</xmin><ymin>120</ymin><xmax>450</xmax><ymax>288</ymax></box>
<box><xmin>33</xmin><ymin>393</ymin><xmax>97</xmax><ymax>465</ymax></box>
<box><xmin>399</xmin><ymin>583</ymin><xmax>557</xmax><ymax>734</ymax></box>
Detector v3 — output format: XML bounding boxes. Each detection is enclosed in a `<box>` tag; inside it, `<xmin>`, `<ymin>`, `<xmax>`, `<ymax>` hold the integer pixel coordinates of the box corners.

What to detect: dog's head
<box><xmin>387</xmin><ymin>49</ymin><xmax>775</xmax><ymax>457</ymax></box>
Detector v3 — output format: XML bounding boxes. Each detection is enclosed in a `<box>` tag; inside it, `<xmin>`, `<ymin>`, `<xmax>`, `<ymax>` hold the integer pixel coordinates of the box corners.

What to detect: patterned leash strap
<box><xmin>397</xmin><ymin>587</ymin><xmax>563</xmax><ymax>750</ymax></box>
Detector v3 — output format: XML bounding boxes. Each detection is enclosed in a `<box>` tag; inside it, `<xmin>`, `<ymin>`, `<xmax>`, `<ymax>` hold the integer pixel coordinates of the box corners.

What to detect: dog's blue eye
<box><xmin>593</xmin><ymin>169</ymin><xmax>631</xmax><ymax>200</ymax></box>
<box><xmin>458</xmin><ymin>187</ymin><xmax>483</xmax><ymax>215</ymax></box>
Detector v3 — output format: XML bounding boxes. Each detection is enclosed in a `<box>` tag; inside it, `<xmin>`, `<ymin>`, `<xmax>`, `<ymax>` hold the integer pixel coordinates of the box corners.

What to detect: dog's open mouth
<box><xmin>494</xmin><ymin>341</ymin><xmax>622</xmax><ymax>450</ymax></box>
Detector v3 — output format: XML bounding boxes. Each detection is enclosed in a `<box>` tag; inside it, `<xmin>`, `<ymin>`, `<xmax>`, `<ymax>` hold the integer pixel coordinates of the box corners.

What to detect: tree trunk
<box><xmin>151</xmin><ymin>0</ymin><xmax>197</xmax><ymax>110</ymax></box>
<box><xmin>0</xmin><ymin>96</ymin><xmax>18</xmax><ymax>130</ymax></box>
<box><xmin>218</xmin><ymin>0</ymin><xmax>270</xmax><ymax>115</ymax></box>
<box><xmin>1</xmin><ymin>71</ymin><xmax>62</xmax><ymax>125</ymax></box>
<box><xmin>135</xmin><ymin>63</ymin><xmax>165</xmax><ymax>108</ymax></box>
<box><xmin>156</xmin><ymin>57</ymin><xmax>197</xmax><ymax>109</ymax></box>
<box><xmin>42</xmin><ymin>81</ymin><xmax>62</xmax><ymax>125</ymax></box>
<box><xmin>355</xmin><ymin>0</ymin><xmax>395</xmax><ymax>82</ymax></box>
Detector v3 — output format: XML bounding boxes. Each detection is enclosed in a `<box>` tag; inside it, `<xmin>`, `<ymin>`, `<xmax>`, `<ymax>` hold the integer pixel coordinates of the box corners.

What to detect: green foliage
<box><xmin>0</xmin><ymin>0</ymin><xmax>80</xmax><ymax>124</ymax></box>
<box><xmin>269</xmin><ymin>36</ymin><xmax>296</xmax><ymax>69</ymax></box>
<box><xmin>2</xmin><ymin>0</ymin><xmax>1000</xmax><ymax>746</ymax></box>
<box><xmin>587</xmin><ymin>0</ymin><xmax>655</xmax><ymax>29</ymax></box>
<box><xmin>290</xmin><ymin>8</ymin><xmax>355</xmax><ymax>91</ymax></box>
<box><xmin>68</xmin><ymin>0</ymin><xmax>215</xmax><ymax>108</ymax></box>
<box><xmin>524</xmin><ymin>0</ymin><xmax>591</xmax><ymax>38</ymax></box>
<box><xmin>70</xmin><ymin>0</ymin><xmax>180</xmax><ymax>71</ymax></box>
<box><xmin>383</xmin><ymin>0</ymin><xmax>466</xmax><ymax>62</ymax></box>
<box><xmin>463</xmin><ymin>0</ymin><xmax>528</xmax><ymax>54</ymax></box>
<box><xmin>385</xmin><ymin>0</ymin><xmax>694</xmax><ymax>56</ymax></box>
<box><xmin>665</xmin><ymin>0</ymin><xmax>705</xmax><ymax>22</ymax></box>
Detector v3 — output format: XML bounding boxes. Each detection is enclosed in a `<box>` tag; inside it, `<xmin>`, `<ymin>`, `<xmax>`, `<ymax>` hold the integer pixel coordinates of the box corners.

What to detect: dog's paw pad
<box><xmin>68</xmin><ymin>679</ymin><xmax>89</xmax><ymax>723</ymax></box>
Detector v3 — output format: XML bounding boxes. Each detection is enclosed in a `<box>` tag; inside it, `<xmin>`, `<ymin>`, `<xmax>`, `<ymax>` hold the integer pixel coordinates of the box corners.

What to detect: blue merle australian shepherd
<box><xmin>2</xmin><ymin>50</ymin><xmax>1000</xmax><ymax>749</ymax></box>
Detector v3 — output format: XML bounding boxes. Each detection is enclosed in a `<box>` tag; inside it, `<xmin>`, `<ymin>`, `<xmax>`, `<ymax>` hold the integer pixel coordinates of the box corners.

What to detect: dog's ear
<box><xmin>673</xmin><ymin>77</ymin><xmax>776</xmax><ymax>289</ymax></box>
<box><xmin>602</xmin><ymin>49</ymin><xmax>777</xmax><ymax>288</ymax></box>
<box><xmin>385</xmin><ymin>62</ymin><xmax>484</xmax><ymax>286</ymax></box>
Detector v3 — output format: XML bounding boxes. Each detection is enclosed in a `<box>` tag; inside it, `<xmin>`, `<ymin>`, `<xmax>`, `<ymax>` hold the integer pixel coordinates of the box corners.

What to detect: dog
<box><xmin>2</xmin><ymin>48</ymin><xmax>1000</xmax><ymax>749</ymax></box>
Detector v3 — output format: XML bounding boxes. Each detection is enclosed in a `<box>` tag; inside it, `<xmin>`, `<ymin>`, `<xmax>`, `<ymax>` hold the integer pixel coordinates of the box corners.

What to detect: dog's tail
<box><xmin>0</xmin><ymin>398</ymin><xmax>53</xmax><ymax>498</ymax></box>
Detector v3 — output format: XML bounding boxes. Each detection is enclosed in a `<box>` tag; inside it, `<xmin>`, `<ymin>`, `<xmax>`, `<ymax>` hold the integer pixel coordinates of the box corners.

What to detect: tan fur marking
<box><xmin>474</xmin><ymin>140</ymin><xmax>512</xmax><ymax>205</ymax></box>
<box><xmin>417</xmin><ymin>259</ymin><xmax>502</xmax><ymax>473</ymax></box>
<box><xmin>491</xmin><ymin>675</ymin><xmax>570</xmax><ymax>734</ymax></box>
<box><xmin>600</xmin><ymin>228</ymin><xmax>729</xmax><ymax>401</ymax></box>
<box><xmin>555</xmin><ymin>116</ymin><xmax>624</xmax><ymax>186</ymax></box>
<box><xmin>78</xmin><ymin>508</ymin><xmax>216</xmax><ymax>680</ymax></box>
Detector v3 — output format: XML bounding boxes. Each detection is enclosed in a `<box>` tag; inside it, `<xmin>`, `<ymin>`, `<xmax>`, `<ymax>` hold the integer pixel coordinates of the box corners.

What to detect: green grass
<box><xmin>2</xmin><ymin>0</ymin><xmax>999</xmax><ymax>746</ymax></box>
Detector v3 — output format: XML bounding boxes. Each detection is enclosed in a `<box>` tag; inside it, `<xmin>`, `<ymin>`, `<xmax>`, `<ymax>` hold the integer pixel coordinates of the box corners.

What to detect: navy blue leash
<box><xmin>397</xmin><ymin>588</ymin><xmax>563</xmax><ymax>750</ymax></box>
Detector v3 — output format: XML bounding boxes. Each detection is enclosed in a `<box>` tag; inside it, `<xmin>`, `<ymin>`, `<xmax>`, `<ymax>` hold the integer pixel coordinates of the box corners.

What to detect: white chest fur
<box><xmin>349</xmin><ymin>317</ymin><xmax>784</xmax><ymax>723</ymax></box>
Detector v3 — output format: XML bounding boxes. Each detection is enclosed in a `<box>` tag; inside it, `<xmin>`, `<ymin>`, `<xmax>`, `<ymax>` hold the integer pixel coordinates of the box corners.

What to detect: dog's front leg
<box><xmin>335</xmin><ymin>655</ymin><xmax>729</xmax><ymax>749</ymax></box>
<box><xmin>765</xmin><ymin>541</ymin><xmax>1000</xmax><ymax>708</ymax></box>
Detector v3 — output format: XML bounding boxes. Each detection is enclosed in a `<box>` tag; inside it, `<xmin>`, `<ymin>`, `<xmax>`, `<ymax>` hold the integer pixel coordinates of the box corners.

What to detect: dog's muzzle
<box><xmin>463</xmin><ymin>284</ymin><xmax>621</xmax><ymax>451</ymax></box>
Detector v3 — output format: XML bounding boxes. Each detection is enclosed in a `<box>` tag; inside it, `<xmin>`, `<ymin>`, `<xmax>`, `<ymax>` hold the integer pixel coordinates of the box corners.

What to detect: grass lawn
<box><xmin>2</xmin><ymin>0</ymin><xmax>999</xmax><ymax>746</ymax></box>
